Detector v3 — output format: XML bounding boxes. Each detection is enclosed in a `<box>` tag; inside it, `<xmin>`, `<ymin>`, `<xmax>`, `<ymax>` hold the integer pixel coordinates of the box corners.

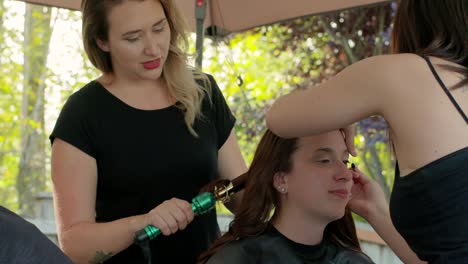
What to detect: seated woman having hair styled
<box><xmin>198</xmin><ymin>129</ymin><xmax>375</xmax><ymax>264</ymax></box>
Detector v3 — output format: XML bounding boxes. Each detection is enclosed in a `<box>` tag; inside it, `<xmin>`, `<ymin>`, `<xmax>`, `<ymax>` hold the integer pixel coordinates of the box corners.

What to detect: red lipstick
<box><xmin>143</xmin><ymin>58</ymin><xmax>161</xmax><ymax>70</ymax></box>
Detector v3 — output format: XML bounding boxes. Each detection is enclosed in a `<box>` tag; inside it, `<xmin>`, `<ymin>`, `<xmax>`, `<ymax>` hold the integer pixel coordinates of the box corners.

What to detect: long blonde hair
<box><xmin>81</xmin><ymin>0</ymin><xmax>211</xmax><ymax>136</ymax></box>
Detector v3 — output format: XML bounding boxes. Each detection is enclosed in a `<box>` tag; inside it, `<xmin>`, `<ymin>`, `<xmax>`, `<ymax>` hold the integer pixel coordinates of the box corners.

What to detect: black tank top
<box><xmin>389</xmin><ymin>56</ymin><xmax>468</xmax><ymax>263</ymax></box>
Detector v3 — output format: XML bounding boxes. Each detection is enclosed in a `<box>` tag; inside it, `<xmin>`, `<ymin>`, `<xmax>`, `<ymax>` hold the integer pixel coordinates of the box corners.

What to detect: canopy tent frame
<box><xmin>19</xmin><ymin>0</ymin><xmax>391</xmax><ymax>68</ymax></box>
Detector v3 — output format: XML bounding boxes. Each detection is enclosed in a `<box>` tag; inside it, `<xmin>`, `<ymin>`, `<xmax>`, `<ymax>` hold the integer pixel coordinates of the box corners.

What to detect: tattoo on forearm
<box><xmin>89</xmin><ymin>251</ymin><xmax>113</xmax><ymax>264</ymax></box>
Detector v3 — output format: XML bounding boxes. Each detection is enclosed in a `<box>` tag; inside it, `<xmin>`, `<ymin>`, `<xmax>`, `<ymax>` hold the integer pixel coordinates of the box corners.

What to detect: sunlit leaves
<box><xmin>203</xmin><ymin>3</ymin><xmax>395</xmax><ymax>200</ymax></box>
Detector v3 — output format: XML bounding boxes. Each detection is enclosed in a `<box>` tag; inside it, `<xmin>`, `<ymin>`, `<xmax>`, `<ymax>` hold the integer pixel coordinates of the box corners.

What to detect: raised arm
<box><xmin>266</xmin><ymin>55</ymin><xmax>403</xmax><ymax>138</ymax></box>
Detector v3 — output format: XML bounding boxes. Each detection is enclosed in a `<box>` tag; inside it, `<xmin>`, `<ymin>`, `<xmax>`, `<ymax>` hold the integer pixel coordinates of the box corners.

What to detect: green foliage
<box><xmin>203</xmin><ymin>3</ymin><xmax>395</xmax><ymax>218</ymax></box>
<box><xmin>0</xmin><ymin>2</ymin><xmax>395</xmax><ymax>220</ymax></box>
<box><xmin>203</xmin><ymin>31</ymin><xmax>303</xmax><ymax>162</ymax></box>
<box><xmin>0</xmin><ymin>1</ymin><xmax>22</xmax><ymax>211</ymax></box>
<box><xmin>203</xmin><ymin>3</ymin><xmax>395</xmax><ymax>182</ymax></box>
<box><xmin>0</xmin><ymin>3</ymin><xmax>96</xmax><ymax>213</ymax></box>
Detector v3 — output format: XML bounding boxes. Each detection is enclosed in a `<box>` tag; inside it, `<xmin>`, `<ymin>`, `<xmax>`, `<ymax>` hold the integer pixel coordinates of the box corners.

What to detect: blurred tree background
<box><xmin>204</xmin><ymin>2</ymin><xmax>396</xmax><ymax>201</ymax></box>
<box><xmin>0</xmin><ymin>1</ymin><xmax>395</xmax><ymax>218</ymax></box>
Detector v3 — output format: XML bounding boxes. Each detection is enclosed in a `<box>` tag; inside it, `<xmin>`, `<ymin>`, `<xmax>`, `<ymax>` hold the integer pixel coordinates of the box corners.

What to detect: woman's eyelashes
<box><xmin>316</xmin><ymin>159</ymin><xmax>350</xmax><ymax>167</ymax></box>
<box><xmin>153</xmin><ymin>27</ymin><xmax>165</xmax><ymax>33</ymax></box>
<box><xmin>124</xmin><ymin>27</ymin><xmax>166</xmax><ymax>42</ymax></box>
<box><xmin>125</xmin><ymin>37</ymin><xmax>139</xmax><ymax>42</ymax></box>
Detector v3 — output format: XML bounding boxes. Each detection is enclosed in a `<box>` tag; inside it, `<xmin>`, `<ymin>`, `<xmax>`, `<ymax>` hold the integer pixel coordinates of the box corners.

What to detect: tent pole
<box><xmin>195</xmin><ymin>0</ymin><xmax>207</xmax><ymax>69</ymax></box>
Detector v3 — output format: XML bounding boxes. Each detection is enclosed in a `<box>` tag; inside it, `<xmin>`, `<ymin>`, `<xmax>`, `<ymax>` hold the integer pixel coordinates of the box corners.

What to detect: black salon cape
<box><xmin>206</xmin><ymin>226</ymin><xmax>374</xmax><ymax>264</ymax></box>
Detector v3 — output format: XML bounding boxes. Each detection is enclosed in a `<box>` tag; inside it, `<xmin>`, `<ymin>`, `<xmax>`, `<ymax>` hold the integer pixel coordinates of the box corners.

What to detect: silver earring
<box><xmin>279</xmin><ymin>187</ymin><xmax>287</xmax><ymax>193</ymax></box>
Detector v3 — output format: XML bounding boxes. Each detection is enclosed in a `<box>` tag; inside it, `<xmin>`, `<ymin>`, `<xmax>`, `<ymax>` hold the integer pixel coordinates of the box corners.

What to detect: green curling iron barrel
<box><xmin>134</xmin><ymin>192</ymin><xmax>216</xmax><ymax>244</ymax></box>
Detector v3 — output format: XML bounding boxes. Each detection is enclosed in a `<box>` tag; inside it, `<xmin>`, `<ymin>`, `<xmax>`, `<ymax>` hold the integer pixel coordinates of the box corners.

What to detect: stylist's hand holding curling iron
<box><xmin>144</xmin><ymin>198</ymin><xmax>194</xmax><ymax>236</ymax></box>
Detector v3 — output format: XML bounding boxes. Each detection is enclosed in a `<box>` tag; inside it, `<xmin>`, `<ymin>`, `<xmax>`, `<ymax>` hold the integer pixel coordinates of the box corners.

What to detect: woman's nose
<box><xmin>143</xmin><ymin>35</ymin><xmax>159</xmax><ymax>56</ymax></box>
<box><xmin>334</xmin><ymin>161</ymin><xmax>352</xmax><ymax>182</ymax></box>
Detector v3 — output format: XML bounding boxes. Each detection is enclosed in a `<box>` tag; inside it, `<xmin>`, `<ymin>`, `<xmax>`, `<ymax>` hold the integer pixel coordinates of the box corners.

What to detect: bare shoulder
<box><xmin>354</xmin><ymin>54</ymin><xmax>424</xmax><ymax>77</ymax></box>
<box><xmin>358</xmin><ymin>53</ymin><xmax>422</xmax><ymax>66</ymax></box>
<box><xmin>328</xmin><ymin>53</ymin><xmax>425</xmax><ymax>99</ymax></box>
<box><xmin>351</xmin><ymin>54</ymin><xmax>428</xmax><ymax>91</ymax></box>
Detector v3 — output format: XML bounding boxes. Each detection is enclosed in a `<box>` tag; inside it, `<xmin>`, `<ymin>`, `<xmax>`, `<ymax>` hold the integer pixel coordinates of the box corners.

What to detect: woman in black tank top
<box><xmin>266</xmin><ymin>1</ymin><xmax>468</xmax><ymax>263</ymax></box>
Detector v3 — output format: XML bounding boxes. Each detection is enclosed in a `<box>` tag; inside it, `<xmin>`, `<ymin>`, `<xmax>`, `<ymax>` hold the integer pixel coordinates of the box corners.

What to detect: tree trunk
<box><xmin>17</xmin><ymin>4</ymin><xmax>53</xmax><ymax>217</ymax></box>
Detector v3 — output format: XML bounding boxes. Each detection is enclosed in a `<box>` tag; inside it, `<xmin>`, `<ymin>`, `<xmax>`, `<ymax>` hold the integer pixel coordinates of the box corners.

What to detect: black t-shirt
<box><xmin>206</xmin><ymin>226</ymin><xmax>374</xmax><ymax>264</ymax></box>
<box><xmin>0</xmin><ymin>206</ymin><xmax>73</xmax><ymax>264</ymax></box>
<box><xmin>50</xmin><ymin>74</ymin><xmax>236</xmax><ymax>263</ymax></box>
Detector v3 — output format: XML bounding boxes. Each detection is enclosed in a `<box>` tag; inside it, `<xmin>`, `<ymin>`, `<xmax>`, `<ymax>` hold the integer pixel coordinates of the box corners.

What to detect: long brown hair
<box><xmin>81</xmin><ymin>0</ymin><xmax>211</xmax><ymax>136</ymax></box>
<box><xmin>391</xmin><ymin>0</ymin><xmax>468</xmax><ymax>89</ymax></box>
<box><xmin>198</xmin><ymin>130</ymin><xmax>361</xmax><ymax>263</ymax></box>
